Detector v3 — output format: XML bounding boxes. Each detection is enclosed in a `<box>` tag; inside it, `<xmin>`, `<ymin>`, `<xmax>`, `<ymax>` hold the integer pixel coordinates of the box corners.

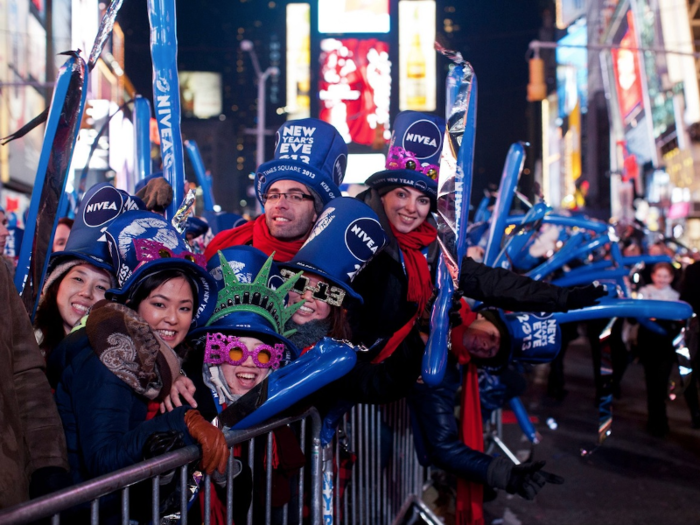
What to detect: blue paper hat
<box><xmin>185</xmin><ymin>216</ymin><xmax>209</xmax><ymax>239</ymax></box>
<box><xmin>104</xmin><ymin>210</ymin><xmax>217</xmax><ymax>328</ymax></box>
<box><xmin>192</xmin><ymin>246</ymin><xmax>302</xmax><ymax>359</ymax></box>
<box><xmin>280</xmin><ymin>197</ymin><xmax>387</xmax><ymax>305</ymax></box>
<box><xmin>49</xmin><ymin>183</ymin><xmax>146</xmax><ymax>274</ymax></box>
<box><xmin>203</xmin><ymin>211</ymin><xmax>247</xmax><ymax>235</ymax></box>
<box><xmin>483</xmin><ymin>309</ymin><xmax>562</xmax><ymax>366</ymax></box>
<box><xmin>365</xmin><ymin>111</ymin><xmax>445</xmax><ymax>205</ymax></box>
<box><xmin>256</xmin><ymin>118</ymin><xmax>347</xmax><ymax>206</ymax></box>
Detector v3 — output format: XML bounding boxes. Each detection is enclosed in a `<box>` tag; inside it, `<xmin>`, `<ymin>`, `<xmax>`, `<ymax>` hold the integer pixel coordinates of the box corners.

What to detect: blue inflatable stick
<box><xmin>423</xmin><ymin>54</ymin><xmax>477</xmax><ymax>387</ymax></box>
<box><xmin>147</xmin><ymin>0</ymin><xmax>185</xmax><ymax>220</ymax></box>
<box><xmin>185</xmin><ymin>140</ymin><xmax>215</xmax><ymax>212</ymax></box>
<box><xmin>14</xmin><ymin>53</ymin><xmax>88</xmax><ymax>318</ymax></box>
<box><xmin>133</xmin><ymin>95</ymin><xmax>152</xmax><ymax>192</ymax></box>
<box><xmin>228</xmin><ymin>338</ymin><xmax>358</xmax><ymax>430</ymax></box>
<box><xmin>484</xmin><ymin>142</ymin><xmax>526</xmax><ymax>267</ymax></box>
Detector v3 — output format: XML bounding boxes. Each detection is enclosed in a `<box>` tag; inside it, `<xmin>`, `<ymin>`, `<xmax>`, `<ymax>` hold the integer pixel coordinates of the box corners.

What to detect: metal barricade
<box><xmin>327</xmin><ymin>399</ymin><xmax>429</xmax><ymax>525</ymax></box>
<box><xmin>0</xmin><ymin>408</ymin><xmax>323</xmax><ymax>525</ymax></box>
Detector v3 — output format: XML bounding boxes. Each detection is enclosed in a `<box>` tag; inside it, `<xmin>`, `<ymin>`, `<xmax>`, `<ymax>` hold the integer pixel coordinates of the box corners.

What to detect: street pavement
<box><xmin>482</xmin><ymin>334</ymin><xmax>700</xmax><ymax>525</ymax></box>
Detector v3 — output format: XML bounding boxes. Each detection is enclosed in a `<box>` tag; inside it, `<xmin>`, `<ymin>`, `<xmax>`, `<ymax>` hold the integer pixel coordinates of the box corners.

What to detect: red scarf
<box><xmin>371</xmin><ymin>222</ymin><xmax>437</xmax><ymax>364</ymax></box>
<box><xmin>204</xmin><ymin>215</ymin><xmax>306</xmax><ymax>262</ymax></box>
<box><xmin>452</xmin><ymin>303</ymin><xmax>485</xmax><ymax>525</ymax></box>
<box><xmin>391</xmin><ymin>221</ymin><xmax>437</xmax><ymax>314</ymax></box>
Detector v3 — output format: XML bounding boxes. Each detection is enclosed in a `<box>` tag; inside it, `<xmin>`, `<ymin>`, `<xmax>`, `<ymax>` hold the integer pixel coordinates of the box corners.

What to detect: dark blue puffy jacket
<box><xmin>408</xmin><ymin>356</ymin><xmax>493</xmax><ymax>484</ymax></box>
<box><xmin>50</xmin><ymin>329</ymin><xmax>193</xmax><ymax>485</ymax></box>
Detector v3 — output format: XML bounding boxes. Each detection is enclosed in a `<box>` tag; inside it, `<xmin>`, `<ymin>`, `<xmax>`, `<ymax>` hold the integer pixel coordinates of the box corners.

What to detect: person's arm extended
<box><xmin>459</xmin><ymin>257</ymin><xmax>605</xmax><ymax>312</ymax></box>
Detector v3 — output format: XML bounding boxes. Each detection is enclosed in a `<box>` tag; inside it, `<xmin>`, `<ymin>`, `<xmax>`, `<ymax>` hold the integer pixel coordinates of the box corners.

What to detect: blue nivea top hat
<box><xmin>256</xmin><ymin>118</ymin><xmax>348</xmax><ymax>207</ymax></box>
<box><xmin>48</xmin><ymin>183</ymin><xmax>146</xmax><ymax>275</ymax></box>
<box><xmin>365</xmin><ymin>111</ymin><xmax>445</xmax><ymax>206</ymax></box>
<box><xmin>279</xmin><ymin>197</ymin><xmax>387</xmax><ymax>305</ymax></box>
<box><xmin>480</xmin><ymin>309</ymin><xmax>562</xmax><ymax>369</ymax></box>
<box><xmin>104</xmin><ymin>210</ymin><xmax>217</xmax><ymax>328</ymax></box>
<box><xmin>192</xmin><ymin>246</ymin><xmax>304</xmax><ymax>359</ymax></box>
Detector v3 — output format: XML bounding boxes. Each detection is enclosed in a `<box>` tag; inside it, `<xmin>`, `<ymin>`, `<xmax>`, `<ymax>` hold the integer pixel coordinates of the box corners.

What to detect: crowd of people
<box><xmin>5</xmin><ymin>110</ymin><xmax>696</xmax><ymax>524</ymax></box>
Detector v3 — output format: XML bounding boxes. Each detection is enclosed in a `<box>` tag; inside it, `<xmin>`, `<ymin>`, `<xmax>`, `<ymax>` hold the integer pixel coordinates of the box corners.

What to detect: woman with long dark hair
<box><xmin>49</xmin><ymin>211</ymin><xmax>227</xmax><ymax>518</ymax></box>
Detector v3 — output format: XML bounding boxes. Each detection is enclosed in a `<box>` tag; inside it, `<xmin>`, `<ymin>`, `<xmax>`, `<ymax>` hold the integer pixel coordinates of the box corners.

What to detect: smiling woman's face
<box><xmin>288</xmin><ymin>273</ymin><xmax>332</xmax><ymax>324</ymax></box>
<box><xmin>56</xmin><ymin>264</ymin><xmax>113</xmax><ymax>334</ymax></box>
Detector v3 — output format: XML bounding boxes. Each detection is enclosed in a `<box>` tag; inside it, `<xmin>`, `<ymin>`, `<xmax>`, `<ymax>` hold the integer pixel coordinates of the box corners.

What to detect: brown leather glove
<box><xmin>184</xmin><ymin>410</ymin><xmax>229</xmax><ymax>475</ymax></box>
<box><xmin>136</xmin><ymin>176</ymin><xmax>173</xmax><ymax>213</ymax></box>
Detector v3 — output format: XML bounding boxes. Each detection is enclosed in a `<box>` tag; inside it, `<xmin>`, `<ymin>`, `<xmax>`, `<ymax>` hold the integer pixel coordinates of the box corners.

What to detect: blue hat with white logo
<box><xmin>256</xmin><ymin>118</ymin><xmax>348</xmax><ymax>207</ymax></box>
<box><xmin>280</xmin><ymin>197</ymin><xmax>386</xmax><ymax>305</ymax></box>
<box><xmin>480</xmin><ymin>309</ymin><xmax>562</xmax><ymax>370</ymax></box>
<box><xmin>104</xmin><ymin>210</ymin><xmax>217</xmax><ymax>328</ymax></box>
<box><xmin>365</xmin><ymin>111</ymin><xmax>444</xmax><ymax>206</ymax></box>
<box><xmin>49</xmin><ymin>183</ymin><xmax>147</xmax><ymax>274</ymax></box>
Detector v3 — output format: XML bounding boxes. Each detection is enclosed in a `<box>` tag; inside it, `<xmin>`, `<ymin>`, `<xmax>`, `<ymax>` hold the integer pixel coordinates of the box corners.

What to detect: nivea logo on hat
<box><xmin>83</xmin><ymin>186</ymin><xmax>126</xmax><ymax>227</ymax></box>
<box><xmin>345</xmin><ymin>218</ymin><xmax>383</xmax><ymax>262</ymax></box>
<box><xmin>281</xmin><ymin>197</ymin><xmax>386</xmax><ymax>304</ymax></box>
<box><xmin>401</xmin><ymin>119</ymin><xmax>442</xmax><ymax>159</ymax></box>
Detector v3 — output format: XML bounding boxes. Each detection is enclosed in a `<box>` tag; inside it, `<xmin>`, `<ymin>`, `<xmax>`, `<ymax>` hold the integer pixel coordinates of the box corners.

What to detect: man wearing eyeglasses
<box><xmin>205</xmin><ymin>118</ymin><xmax>347</xmax><ymax>263</ymax></box>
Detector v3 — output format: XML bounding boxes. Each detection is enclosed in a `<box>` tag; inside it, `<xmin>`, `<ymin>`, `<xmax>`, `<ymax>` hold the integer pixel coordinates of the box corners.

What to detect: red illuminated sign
<box><xmin>611</xmin><ymin>11</ymin><xmax>643</xmax><ymax>123</ymax></box>
<box><xmin>319</xmin><ymin>38</ymin><xmax>391</xmax><ymax>147</ymax></box>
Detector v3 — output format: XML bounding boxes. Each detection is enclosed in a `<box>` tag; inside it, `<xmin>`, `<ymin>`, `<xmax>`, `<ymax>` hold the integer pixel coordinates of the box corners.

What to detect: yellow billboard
<box><xmin>399</xmin><ymin>1</ymin><xmax>436</xmax><ymax>112</ymax></box>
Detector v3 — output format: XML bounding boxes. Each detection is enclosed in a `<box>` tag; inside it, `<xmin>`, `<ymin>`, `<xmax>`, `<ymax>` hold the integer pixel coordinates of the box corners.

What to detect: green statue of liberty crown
<box><xmin>207</xmin><ymin>251</ymin><xmax>305</xmax><ymax>338</ymax></box>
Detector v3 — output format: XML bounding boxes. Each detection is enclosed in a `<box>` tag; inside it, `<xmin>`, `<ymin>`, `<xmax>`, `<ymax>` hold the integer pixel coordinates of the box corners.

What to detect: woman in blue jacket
<box><xmin>50</xmin><ymin>210</ymin><xmax>227</xmax><ymax>502</ymax></box>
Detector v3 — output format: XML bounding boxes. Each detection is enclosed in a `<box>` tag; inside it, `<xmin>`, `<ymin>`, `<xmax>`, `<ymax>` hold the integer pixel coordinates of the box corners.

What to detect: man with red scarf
<box><xmin>205</xmin><ymin>118</ymin><xmax>348</xmax><ymax>263</ymax></box>
<box><xmin>351</xmin><ymin>111</ymin><xmax>605</xmax><ymax>524</ymax></box>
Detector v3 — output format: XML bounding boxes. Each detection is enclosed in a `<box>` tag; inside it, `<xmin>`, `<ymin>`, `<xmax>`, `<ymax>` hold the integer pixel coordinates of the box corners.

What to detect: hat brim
<box><xmin>106</xmin><ymin>259</ymin><xmax>217</xmax><ymax>329</ymax></box>
<box><xmin>256</xmin><ymin>158</ymin><xmax>342</xmax><ymax>206</ymax></box>
<box><xmin>280</xmin><ymin>261</ymin><xmax>364</xmax><ymax>305</ymax></box>
<box><xmin>365</xmin><ymin>169</ymin><xmax>437</xmax><ymax>206</ymax></box>
<box><xmin>49</xmin><ymin>250</ymin><xmax>114</xmax><ymax>274</ymax></box>
<box><xmin>190</xmin><ymin>313</ymin><xmax>300</xmax><ymax>359</ymax></box>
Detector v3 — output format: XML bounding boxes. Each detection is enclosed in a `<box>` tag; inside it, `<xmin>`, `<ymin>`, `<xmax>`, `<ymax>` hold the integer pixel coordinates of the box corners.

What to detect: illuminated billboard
<box><xmin>286</xmin><ymin>3</ymin><xmax>311</xmax><ymax>120</ymax></box>
<box><xmin>179</xmin><ymin>72</ymin><xmax>222</xmax><ymax>119</ymax></box>
<box><xmin>319</xmin><ymin>38</ymin><xmax>391</xmax><ymax>147</ymax></box>
<box><xmin>398</xmin><ymin>1</ymin><xmax>436</xmax><ymax>112</ymax></box>
<box><xmin>318</xmin><ymin>0</ymin><xmax>390</xmax><ymax>34</ymax></box>
<box><xmin>611</xmin><ymin>11</ymin><xmax>643</xmax><ymax>125</ymax></box>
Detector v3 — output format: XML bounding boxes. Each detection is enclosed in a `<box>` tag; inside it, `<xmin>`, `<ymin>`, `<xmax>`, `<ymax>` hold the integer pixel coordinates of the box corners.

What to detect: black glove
<box><xmin>565</xmin><ymin>283</ymin><xmax>607</xmax><ymax>311</ymax></box>
<box><xmin>29</xmin><ymin>466</ymin><xmax>73</xmax><ymax>500</ymax></box>
<box><xmin>143</xmin><ymin>430</ymin><xmax>186</xmax><ymax>460</ymax></box>
<box><xmin>449</xmin><ymin>289</ymin><xmax>465</xmax><ymax>329</ymax></box>
<box><xmin>486</xmin><ymin>456</ymin><xmax>564</xmax><ymax>500</ymax></box>
<box><xmin>419</xmin><ymin>288</ymin><xmax>464</xmax><ymax>333</ymax></box>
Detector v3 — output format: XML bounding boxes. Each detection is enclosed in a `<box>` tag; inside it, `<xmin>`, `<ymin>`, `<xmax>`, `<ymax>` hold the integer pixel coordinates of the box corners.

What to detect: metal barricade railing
<box><xmin>328</xmin><ymin>399</ymin><xmax>429</xmax><ymax>525</ymax></box>
<box><xmin>0</xmin><ymin>407</ymin><xmax>323</xmax><ymax>525</ymax></box>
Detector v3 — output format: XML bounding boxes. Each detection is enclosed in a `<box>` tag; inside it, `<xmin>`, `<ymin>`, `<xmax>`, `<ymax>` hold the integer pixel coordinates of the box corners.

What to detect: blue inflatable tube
<box><xmin>231</xmin><ymin>338</ymin><xmax>357</xmax><ymax>429</ymax></box>
<box><xmin>184</xmin><ymin>140</ymin><xmax>215</xmax><ymax>211</ymax></box>
<box><xmin>484</xmin><ymin>142</ymin><xmax>526</xmax><ymax>267</ymax></box>
<box><xmin>147</xmin><ymin>0</ymin><xmax>185</xmax><ymax>220</ymax></box>
<box><xmin>551</xmin><ymin>298</ymin><xmax>692</xmax><ymax>324</ymax></box>
<box><xmin>133</xmin><ymin>95</ymin><xmax>152</xmax><ymax>192</ymax></box>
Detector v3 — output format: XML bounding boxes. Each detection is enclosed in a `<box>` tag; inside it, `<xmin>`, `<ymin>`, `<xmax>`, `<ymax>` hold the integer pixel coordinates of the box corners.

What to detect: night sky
<box><xmin>117</xmin><ymin>0</ymin><xmax>547</xmax><ymax>212</ymax></box>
